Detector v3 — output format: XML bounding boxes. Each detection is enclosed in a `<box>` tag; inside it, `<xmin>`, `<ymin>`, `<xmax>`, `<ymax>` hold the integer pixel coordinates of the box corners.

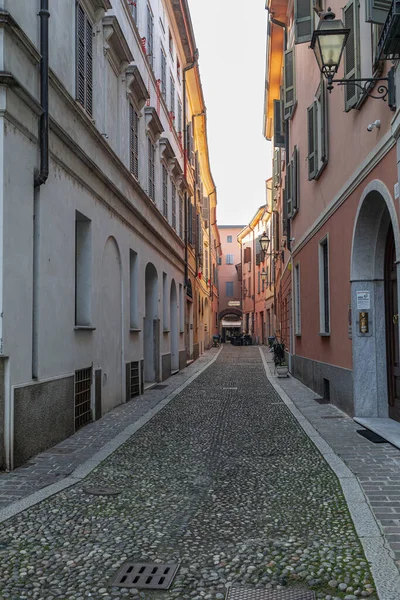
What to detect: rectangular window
<box><xmin>163</xmin><ymin>272</ymin><xmax>169</xmax><ymax>331</ymax></box>
<box><xmin>162</xmin><ymin>165</ymin><xmax>168</xmax><ymax>218</ymax></box>
<box><xmin>147</xmin><ymin>4</ymin><xmax>154</xmax><ymax>69</ymax></box>
<box><xmin>258</xmin><ymin>271</ymin><xmax>261</xmax><ymax>294</ymax></box>
<box><xmin>161</xmin><ymin>47</ymin><xmax>167</xmax><ymax>100</ymax></box>
<box><xmin>170</xmin><ymin>74</ymin><xmax>175</xmax><ymax>115</ymax></box>
<box><xmin>169</xmin><ymin>29</ymin><xmax>174</xmax><ymax>57</ymax></box>
<box><xmin>226</xmin><ymin>254</ymin><xmax>234</xmax><ymax>265</ymax></box>
<box><xmin>171</xmin><ymin>180</ymin><xmax>176</xmax><ymax>230</ymax></box>
<box><xmin>226</xmin><ymin>282</ymin><xmax>234</xmax><ymax>297</ymax></box>
<box><xmin>76</xmin><ymin>3</ymin><xmax>93</xmax><ymax>116</ymax></box>
<box><xmin>129</xmin><ymin>250</ymin><xmax>139</xmax><ymax>329</ymax></box>
<box><xmin>177</xmin><ymin>99</ymin><xmax>182</xmax><ymax>133</ymax></box>
<box><xmin>129</xmin><ymin>104</ymin><xmax>139</xmax><ymax>179</ymax></box>
<box><xmin>75</xmin><ymin>211</ymin><xmax>92</xmax><ymax>326</ymax></box>
<box><xmin>319</xmin><ymin>237</ymin><xmax>330</xmax><ymax>334</ymax></box>
<box><xmin>179</xmin><ymin>283</ymin><xmax>184</xmax><ymax>332</ymax></box>
<box><xmin>177</xmin><ymin>58</ymin><xmax>181</xmax><ymax>83</ymax></box>
<box><xmin>179</xmin><ymin>194</ymin><xmax>183</xmax><ymax>238</ymax></box>
<box><xmin>227</xmin><ymin>235</ymin><xmax>232</xmax><ymax>243</ymax></box>
<box><xmin>128</xmin><ymin>0</ymin><xmax>138</xmax><ymax>23</ymax></box>
<box><xmin>217</xmin><ymin>256</ymin><xmax>222</xmax><ymax>266</ymax></box>
<box><xmin>343</xmin><ymin>0</ymin><xmax>360</xmax><ymax>110</ymax></box>
<box><xmin>294</xmin><ymin>0</ymin><xmax>313</xmax><ymax>44</ymax></box>
<box><xmin>283</xmin><ymin>47</ymin><xmax>296</xmax><ymax>119</ymax></box>
<box><xmin>307</xmin><ymin>82</ymin><xmax>328</xmax><ymax>180</ymax></box>
<box><xmin>295</xmin><ymin>263</ymin><xmax>301</xmax><ymax>335</ymax></box>
<box><xmin>148</xmin><ymin>138</ymin><xmax>155</xmax><ymax>201</ymax></box>
<box><xmin>205</xmin><ymin>249</ymin><xmax>209</xmax><ymax>282</ymax></box>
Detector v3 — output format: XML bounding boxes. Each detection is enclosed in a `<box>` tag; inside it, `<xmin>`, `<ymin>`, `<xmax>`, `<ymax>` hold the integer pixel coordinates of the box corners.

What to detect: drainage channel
<box><xmin>113</xmin><ymin>562</ymin><xmax>179</xmax><ymax>590</ymax></box>
<box><xmin>226</xmin><ymin>588</ymin><xmax>316</xmax><ymax>600</ymax></box>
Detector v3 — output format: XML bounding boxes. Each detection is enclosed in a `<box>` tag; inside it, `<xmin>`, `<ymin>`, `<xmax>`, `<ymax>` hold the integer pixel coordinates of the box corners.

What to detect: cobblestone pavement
<box><xmin>0</xmin><ymin>347</ymin><xmax>378</xmax><ymax>600</ymax></box>
<box><xmin>261</xmin><ymin>348</ymin><xmax>400</xmax><ymax>567</ymax></box>
<box><xmin>0</xmin><ymin>352</ymin><xmax>218</xmax><ymax>510</ymax></box>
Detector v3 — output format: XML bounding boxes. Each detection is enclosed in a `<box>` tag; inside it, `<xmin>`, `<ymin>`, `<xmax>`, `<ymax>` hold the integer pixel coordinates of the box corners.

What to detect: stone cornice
<box><xmin>125</xmin><ymin>65</ymin><xmax>149</xmax><ymax>109</ymax></box>
<box><xmin>102</xmin><ymin>15</ymin><xmax>133</xmax><ymax>72</ymax></box>
<box><xmin>145</xmin><ymin>107</ymin><xmax>164</xmax><ymax>140</ymax></box>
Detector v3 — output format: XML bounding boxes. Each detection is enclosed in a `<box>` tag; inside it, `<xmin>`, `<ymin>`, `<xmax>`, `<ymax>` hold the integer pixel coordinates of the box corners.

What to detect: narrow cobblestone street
<box><xmin>0</xmin><ymin>347</ymin><xmax>393</xmax><ymax>600</ymax></box>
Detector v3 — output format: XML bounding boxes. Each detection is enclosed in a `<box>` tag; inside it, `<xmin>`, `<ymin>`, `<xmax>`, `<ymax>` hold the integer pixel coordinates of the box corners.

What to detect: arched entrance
<box><xmin>170</xmin><ymin>279</ymin><xmax>179</xmax><ymax>372</ymax></box>
<box><xmin>144</xmin><ymin>263</ymin><xmax>159</xmax><ymax>384</ymax></box>
<box><xmin>351</xmin><ymin>181</ymin><xmax>400</xmax><ymax>421</ymax></box>
<box><xmin>219</xmin><ymin>308</ymin><xmax>242</xmax><ymax>343</ymax></box>
<box><xmin>101</xmin><ymin>237</ymin><xmax>123</xmax><ymax>415</ymax></box>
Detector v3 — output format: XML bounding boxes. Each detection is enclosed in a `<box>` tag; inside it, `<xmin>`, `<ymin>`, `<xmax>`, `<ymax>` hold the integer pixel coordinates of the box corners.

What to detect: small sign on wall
<box><xmin>356</xmin><ymin>291</ymin><xmax>370</xmax><ymax>310</ymax></box>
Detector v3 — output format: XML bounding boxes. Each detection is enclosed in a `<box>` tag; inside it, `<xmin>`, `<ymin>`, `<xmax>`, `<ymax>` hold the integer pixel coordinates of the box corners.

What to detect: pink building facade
<box><xmin>217</xmin><ymin>226</ymin><xmax>244</xmax><ymax>340</ymax></box>
<box><xmin>265</xmin><ymin>0</ymin><xmax>400</xmax><ymax>430</ymax></box>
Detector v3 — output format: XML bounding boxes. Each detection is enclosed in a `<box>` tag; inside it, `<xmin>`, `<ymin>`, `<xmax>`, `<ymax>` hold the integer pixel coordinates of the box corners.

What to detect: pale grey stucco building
<box><xmin>0</xmin><ymin>0</ymin><xmax>192</xmax><ymax>469</ymax></box>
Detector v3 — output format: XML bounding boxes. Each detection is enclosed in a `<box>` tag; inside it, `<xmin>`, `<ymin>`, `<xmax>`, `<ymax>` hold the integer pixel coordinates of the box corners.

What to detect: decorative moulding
<box><xmin>171</xmin><ymin>158</ymin><xmax>184</xmax><ymax>187</ymax></box>
<box><xmin>160</xmin><ymin>137</ymin><xmax>175</xmax><ymax>165</ymax></box>
<box><xmin>103</xmin><ymin>15</ymin><xmax>133</xmax><ymax>72</ymax></box>
<box><xmin>82</xmin><ymin>0</ymin><xmax>111</xmax><ymax>22</ymax></box>
<box><xmin>126</xmin><ymin>65</ymin><xmax>149</xmax><ymax>109</ymax></box>
<box><xmin>145</xmin><ymin>107</ymin><xmax>164</xmax><ymax>140</ymax></box>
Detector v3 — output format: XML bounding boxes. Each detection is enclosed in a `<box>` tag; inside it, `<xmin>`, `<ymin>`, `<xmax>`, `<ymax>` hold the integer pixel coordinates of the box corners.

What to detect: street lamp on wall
<box><xmin>310</xmin><ymin>8</ymin><xmax>395</xmax><ymax>104</ymax></box>
<box><xmin>259</xmin><ymin>233</ymin><xmax>270</xmax><ymax>256</ymax></box>
<box><xmin>261</xmin><ymin>269</ymin><xmax>268</xmax><ymax>283</ymax></box>
<box><xmin>243</xmin><ymin>287</ymin><xmax>248</xmax><ymax>297</ymax></box>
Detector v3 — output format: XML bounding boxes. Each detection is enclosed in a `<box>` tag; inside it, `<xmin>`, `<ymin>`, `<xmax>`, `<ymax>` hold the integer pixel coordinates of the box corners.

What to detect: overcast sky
<box><xmin>187</xmin><ymin>0</ymin><xmax>272</xmax><ymax>227</ymax></box>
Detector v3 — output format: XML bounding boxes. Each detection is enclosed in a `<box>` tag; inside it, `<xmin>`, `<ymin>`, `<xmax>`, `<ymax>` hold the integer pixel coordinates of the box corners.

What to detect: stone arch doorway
<box><xmin>100</xmin><ymin>236</ymin><xmax>123</xmax><ymax>415</ymax></box>
<box><xmin>170</xmin><ymin>279</ymin><xmax>179</xmax><ymax>372</ymax></box>
<box><xmin>351</xmin><ymin>180</ymin><xmax>400</xmax><ymax>421</ymax></box>
<box><xmin>144</xmin><ymin>263</ymin><xmax>159</xmax><ymax>384</ymax></box>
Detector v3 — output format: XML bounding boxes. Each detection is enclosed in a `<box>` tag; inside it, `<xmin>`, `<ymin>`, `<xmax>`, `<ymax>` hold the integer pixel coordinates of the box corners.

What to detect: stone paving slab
<box><xmin>0</xmin><ymin>350</ymin><xmax>219</xmax><ymax>509</ymax></box>
<box><xmin>260</xmin><ymin>349</ymin><xmax>400</xmax><ymax>569</ymax></box>
<box><xmin>0</xmin><ymin>346</ymin><xmax>383</xmax><ymax>600</ymax></box>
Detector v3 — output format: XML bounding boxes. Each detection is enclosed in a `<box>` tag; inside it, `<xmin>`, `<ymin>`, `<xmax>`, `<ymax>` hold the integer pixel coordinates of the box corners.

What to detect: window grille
<box><xmin>130</xmin><ymin>362</ymin><xmax>140</xmax><ymax>398</ymax></box>
<box><xmin>76</xmin><ymin>3</ymin><xmax>93</xmax><ymax>116</ymax></box>
<box><xmin>75</xmin><ymin>367</ymin><xmax>92</xmax><ymax>430</ymax></box>
<box><xmin>162</xmin><ymin>165</ymin><xmax>168</xmax><ymax>218</ymax></box>
<box><xmin>148</xmin><ymin>138</ymin><xmax>155</xmax><ymax>200</ymax></box>
<box><xmin>171</xmin><ymin>181</ymin><xmax>176</xmax><ymax>230</ymax></box>
<box><xmin>129</xmin><ymin>104</ymin><xmax>139</xmax><ymax>179</ymax></box>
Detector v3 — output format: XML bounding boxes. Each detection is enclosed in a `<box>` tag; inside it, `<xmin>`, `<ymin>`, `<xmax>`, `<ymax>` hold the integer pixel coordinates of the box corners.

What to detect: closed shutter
<box><xmin>284</xmin><ymin>47</ymin><xmax>296</xmax><ymax>118</ymax></box>
<box><xmin>307</xmin><ymin>103</ymin><xmax>317</xmax><ymax>180</ymax></box>
<box><xmin>148</xmin><ymin>138</ymin><xmax>155</xmax><ymax>200</ymax></box>
<box><xmin>147</xmin><ymin>6</ymin><xmax>154</xmax><ymax>68</ymax></box>
<box><xmin>77</xmin><ymin>4</ymin><xmax>93</xmax><ymax>116</ymax></box>
<box><xmin>283</xmin><ymin>185</ymin><xmax>288</xmax><ymax>236</ymax></box>
<box><xmin>273</xmin><ymin>212</ymin><xmax>280</xmax><ymax>254</ymax></box>
<box><xmin>170</xmin><ymin>75</ymin><xmax>175</xmax><ymax>114</ymax></box>
<box><xmin>192</xmin><ymin>206</ymin><xmax>196</xmax><ymax>248</ymax></box>
<box><xmin>177</xmin><ymin>99</ymin><xmax>182</xmax><ymax>133</ymax></box>
<box><xmin>343</xmin><ymin>0</ymin><xmax>360</xmax><ymax>111</ymax></box>
<box><xmin>129</xmin><ymin>104</ymin><xmax>139</xmax><ymax>179</ymax></box>
<box><xmin>77</xmin><ymin>5</ymin><xmax>86</xmax><ymax>107</ymax></box>
<box><xmin>196</xmin><ymin>213</ymin><xmax>200</xmax><ymax>255</ymax></box>
<box><xmin>186</xmin><ymin>122</ymin><xmax>192</xmax><ymax>160</ymax></box>
<box><xmin>292</xmin><ymin>145</ymin><xmax>299</xmax><ymax>213</ymax></box>
<box><xmin>85</xmin><ymin>17</ymin><xmax>93</xmax><ymax>116</ymax></box>
<box><xmin>366</xmin><ymin>0</ymin><xmax>391</xmax><ymax>23</ymax></box>
<box><xmin>243</xmin><ymin>247</ymin><xmax>251</xmax><ymax>264</ymax></box>
<box><xmin>295</xmin><ymin>0</ymin><xmax>313</xmax><ymax>43</ymax></box>
<box><xmin>319</xmin><ymin>81</ymin><xmax>328</xmax><ymax>168</ymax></box>
<box><xmin>188</xmin><ymin>201</ymin><xmax>192</xmax><ymax>244</ymax></box>
<box><xmin>161</xmin><ymin>50</ymin><xmax>167</xmax><ymax>99</ymax></box>
<box><xmin>273</xmin><ymin>100</ymin><xmax>285</xmax><ymax>147</ymax></box>
<box><xmin>286</xmin><ymin>161</ymin><xmax>293</xmax><ymax>218</ymax></box>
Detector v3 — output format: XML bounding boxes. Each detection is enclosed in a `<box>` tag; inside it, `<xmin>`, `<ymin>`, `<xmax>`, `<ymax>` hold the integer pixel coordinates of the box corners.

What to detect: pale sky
<box><xmin>187</xmin><ymin>0</ymin><xmax>272</xmax><ymax>226</ymax></box>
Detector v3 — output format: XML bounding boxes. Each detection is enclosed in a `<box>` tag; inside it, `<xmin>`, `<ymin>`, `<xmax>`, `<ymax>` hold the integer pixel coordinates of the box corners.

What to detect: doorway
<box><xmin>385</xmin><ymin>225</ymin><xmax>400</xmax><ymax>421</ymax></box>
<box><xmin>144</xmin><ymin>263</ymin><xmax>159</xmax><ymax>383</ymax></box>
<box><xmin>170</xmin><ymin>280</ymin><xmax>179</xmax><ymax>372</ymax></box>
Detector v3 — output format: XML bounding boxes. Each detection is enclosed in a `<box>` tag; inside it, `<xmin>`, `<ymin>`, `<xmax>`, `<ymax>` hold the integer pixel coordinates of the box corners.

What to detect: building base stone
<box><xmin>161</xmin><ymin>353</ymin><xmax>171</xmax><ymax>381</ymax></box>
<box><xmin>292</xmin><ymin>354</ymin><xmax>354</xmax><ymax>416</ymax></box>
<box><xmin>14</xmin><ymin>376</ymin><xmax>75</xmax><ymax>468</ymax></box>
<box><xmin>179</xmin><ymin>350</ymin><xmax>186</xmax><ymax>371</ymax></box>
<box><xmin>193</xmin><ymin>344</ymin><xmax>200</xmax><ymax>361</ymax></box>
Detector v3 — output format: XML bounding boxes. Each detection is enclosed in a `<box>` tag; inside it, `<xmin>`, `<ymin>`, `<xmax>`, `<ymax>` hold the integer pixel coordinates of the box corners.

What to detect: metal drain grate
<box><xmin>226</xmin><ymin>588</ymin><xmax>316</xmax><ymax>600</ymax></box>
<box><xmin>152</xmin><ymin>384</ymin><xmax>168</xmax><ymax>390</ymax></box>
<box><xmin>113</xmin><ymin>562</ymin><xmax>179</xmax><ymax>589</ymax></box>
<box><xmin>83</xmin><ymin>486</ymin><xmax>121</xmax><ymax>496</ymax></box>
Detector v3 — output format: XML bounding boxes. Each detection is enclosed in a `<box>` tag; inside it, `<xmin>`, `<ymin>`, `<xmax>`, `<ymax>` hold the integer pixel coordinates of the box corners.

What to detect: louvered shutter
<box><xmin>319</xmin><ymin>82</ymin><xmax>328</xmax><ymax>167</ymax></box>
<box><xmin>283</xmin><ymin>185</ymin><xmax>288</xmax><ymax>235</ymax></box>
<box><xmin>284</xmin><ymin>48</ymin><xmax>296</xmax><ymax>118</ymax></box>
<box><xmin>186</xmin><ymin>122</ymin><xmax>192</xmax><ymax>159</ymax></box>
<box><xmin>77</xmin><ymin>5</ymin><xmax>86</xmax><ymax>107</ymax></box>
<box><xmin>161</xmin><ymin>50</ymin><xmax>166</xmax><ymax>99</ymax></box>
<box><xmin>307</xmin><ymin>103</ymin><xmax>316</xmax><ymax>180</ymax></box>
<box><xmin>273</xmin><ymin>100</ymin><xmax>285</xmax><ymax>147</ymax></box>
<box><xmin>292</xmin><ymin>146</ymin><xmax>299</xmax><ymax>213</ymax></box>
<box><xmin>295</xmin><ymin>0</ymin><xmax>313</xmax><ymax>43</ymax></box>
<box><xmin>177</xmin><ymin>100</ymin><xmax>182</xmax><ymax>133</ymax></box>
<box><xmin>188</xmin><ymin>201</ymin><xmax>192</xmax><ymax>244</ymax></box>
<box><xmin>286</xmin><ymin>162</ymin><xmax>293</xmax><ymax>218</ymax></box>
<box><xmin>85</xmin><ymin>17</ymin><xmax>93</xmax><ymax>116</ymax></box>
<box><xmin>129</xmin><ymin>104</ymin><xmax>139</xmax><ymax>179</ymax></box>
<box><xmin>170</xmin><ymin>75</ymin><xmax>175</xmax><ymax>113</ymax></box>
<box><xmin>147</xmin><ymin>6</ymin><xmax>154</xmax><ymax>68</ymax></box>
<box><xmin>196</xmin><ymin>213</ymin><xmax>200</xmax><ymax>255</ymax></box>
<box><xmin>192</xmin><ymin>206</ymin><xmax>196</xmax><ymax>248</ymax></box>
<box><xmin>366</xmin><ymin>0</ymin><xmax>391</xmax><ymax>23</ymax></box>
<box><xmin>273</xmin><ymin>212</ymin><xmax>280</xmax><ymax>254</ymax></box>
<box><xmin>343</xmin><ymin>0</ymin><xmax>360</xmax><ymax>111</ymax></box>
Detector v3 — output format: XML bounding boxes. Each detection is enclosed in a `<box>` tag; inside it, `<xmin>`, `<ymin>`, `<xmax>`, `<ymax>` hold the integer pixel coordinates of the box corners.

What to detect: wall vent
<box><xmin>74</xmin><ymin>366</ymin><xmax>92</xmax><ymax>430</ymax></box>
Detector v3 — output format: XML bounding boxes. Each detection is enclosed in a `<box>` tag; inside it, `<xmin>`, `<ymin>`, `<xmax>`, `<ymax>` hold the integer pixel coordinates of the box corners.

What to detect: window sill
<box><xmin>318</xmin><ymin>332</ymin><xmax>331</xmax><ymax>337</ymax></box>
<box><xmin>74</xmin><ymin>326</ymin><xmax>96</xmax><ymax>331</ymax></box>
<box><xmin>129</xmin><ymin>328</ymin><xmax>141</xmax><ymax>333</ymax></box>
<box><xmin>295</xmin><ymin>333</ymin><xmax>302</xmax><ymax>337</ymax></box>
<box><xmin>163</xmin><ymin>329</ymin><xmax>170</xmax><ymax>333</ymax></box>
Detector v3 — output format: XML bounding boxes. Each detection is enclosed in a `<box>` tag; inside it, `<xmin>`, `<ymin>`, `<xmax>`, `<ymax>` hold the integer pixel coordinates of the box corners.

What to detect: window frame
<box><xmin>129</xmin><ymin>103</ymin><xmax>139</xmax><ymax>180</ymax></box>
<box><xmin>76</xmin><ymin>2</ymin><xmax>93</xmax><ymax>117</ymax></box>
<box><xmin>318</xmin><ymin>236</ymin><xmax>331</xmax><ymax>335</ymax></box>
<box><xmin>226</xmin><ymin>254</ymin><xmax>234</xmax><ymax>265</ymax></box>
<box><xmin>294</xmin><ymin>262</ymin><xmax>301</xmax><ymax>335</ymax></box>
<box><xmin>148</xmin><ymin>137</ymin><xmax>155</xmax><ymax>201</ymax></box>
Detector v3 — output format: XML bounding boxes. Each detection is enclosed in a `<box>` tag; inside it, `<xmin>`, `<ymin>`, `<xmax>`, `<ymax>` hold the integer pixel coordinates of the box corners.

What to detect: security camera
<box><xmin>367</xmin><ymin>120</ymin><xmax>380</xmax><ymax>132</ymax></box>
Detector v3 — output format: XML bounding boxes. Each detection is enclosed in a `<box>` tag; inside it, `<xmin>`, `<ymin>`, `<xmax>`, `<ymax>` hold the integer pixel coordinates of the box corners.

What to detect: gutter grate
<box><xmin>226</xmin><ymin>588</ymin><xmax>316</xmax><ymax>600</ymax></box>
<box><xmin>113</xmin><ymin>562</ymin><xmax>179</xmax><ymax>589</ymax></box>
<box><xmin>152</xmin><ymin>384</ymin><xmax>168</xmax><ymax>390</ymax></box>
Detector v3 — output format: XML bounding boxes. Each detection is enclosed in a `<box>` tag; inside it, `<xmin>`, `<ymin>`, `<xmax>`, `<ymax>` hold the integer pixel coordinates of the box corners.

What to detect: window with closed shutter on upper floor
<box><xmin>226</xmin><ymin>254</ymin><xmax>234</xmax><ymax>265</ymax></box>
<box><xmin>148</xmin><ymin>138</ymin><xmax>155</xmax><ymax>201</ymax></box>
<box><xmin>129</xmin><ymin>104</ymin><xmax>139</xmax><ymax>180</ymax></box>
<box><xmin>76</xmin><ymin>3</ymin><xmax>93</xmax><ymax>117</ymax></box>
<box><xmin>146</xmin><ymin>4</ymin><xmax>154</xmax><ymax>69</ymax></box>
<box><xmin>161</xmin><ymin>47</ymin><xmax>167</xmax><ymax>100</ymax></box>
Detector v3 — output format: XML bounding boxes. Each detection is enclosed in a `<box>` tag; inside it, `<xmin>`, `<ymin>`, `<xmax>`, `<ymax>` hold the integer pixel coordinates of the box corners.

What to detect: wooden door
<box><xmin>385</xmin><ymin>225</ymin><xmax>400</xmax><ymax>421</ymax></box>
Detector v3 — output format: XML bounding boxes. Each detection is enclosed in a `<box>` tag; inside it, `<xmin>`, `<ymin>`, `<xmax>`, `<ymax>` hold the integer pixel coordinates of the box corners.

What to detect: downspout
<box><xmin>32</xmin><ymin>0</ymin><xmax>50</xmax><ymax>380</ymax></box>
<box><xmin>183</xmin><ymin>58</ymin><xmax>197</xmax><ymax>291</ymax></box>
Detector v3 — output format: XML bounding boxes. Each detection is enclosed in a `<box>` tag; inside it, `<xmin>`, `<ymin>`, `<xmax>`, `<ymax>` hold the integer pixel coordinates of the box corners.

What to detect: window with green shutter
<box><xmin>343</xmin><ymin>0</ymin><xmax>360</xmax><ymax>111</ymax></box>
<box><xmin>292</xmin><ymin>146</ymin><xmax>299</xmax><ymax>214</ymax></box>
<box><xmin>273</xmin><ymin>100</ymin><xmax>285</xmax><ymax>147</ymax></box>
<box><xmin>284</xmin><ymin>47</ymin><xmax>296</xmax><ymax>119</ymax></box>
<box><xmin>129</xmin><ymin>104</ymin><xmax>139</xmax><ymax>179</ymax></box>
<box><xmin>76</xmin><ymin>3</ymin><xmax>93</xmax><ymax>116</ymax></box>
<box><xmin>307</xmin><ymin>102</ymin><xmax>317</xmax><ymax>180</ymax></box>
<box><xmin>307</xmin><ymin>81</ymin><xmax>329</xmax><ymax>180</ymax></box>
<box><xmin>366</xmin><ymin>0</ymin><xmax>391</xmax><ymax>24</ymax></box>
<box><xmin>295</xmin><ymin>0</ymin><xmax>314</xmax><ymax>43</ymax></box>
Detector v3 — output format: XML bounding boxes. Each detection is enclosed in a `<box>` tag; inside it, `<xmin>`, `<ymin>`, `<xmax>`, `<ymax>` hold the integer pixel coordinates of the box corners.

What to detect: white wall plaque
<box><xmin>357</xmin><ymin>291</ymin><xmax>370</xmax><ymax>310</ymax></box>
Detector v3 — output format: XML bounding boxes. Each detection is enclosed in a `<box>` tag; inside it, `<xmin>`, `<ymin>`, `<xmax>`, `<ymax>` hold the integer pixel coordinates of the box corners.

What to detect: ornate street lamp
<box><xmin>261</xmin><ymin>269</ymin><xmax>268</xmax><ymax>283</ymax></box>
<box><xmin>243</xmin><ymin>287</ymin><xmax>248</xmax><ymax>296</ymax></box>
<box><xmin>259</xmin><ymin>233</ymin><xmax>270</xmax><ymax>255</ymax></box>
<box><xmin>310</xmin><ymin>8</ymin><xmax>394</xmax><ymax>103</ymax></box>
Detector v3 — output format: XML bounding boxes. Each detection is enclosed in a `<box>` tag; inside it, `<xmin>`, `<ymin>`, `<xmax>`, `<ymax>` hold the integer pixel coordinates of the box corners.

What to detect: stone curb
<box><xmin>259</xmin><ymin>347</ymin><xmax>400</xmax><ymax>600</ymax></box>
<box><xmin>0</xmin><ymin>347</ymin><xmax>223</xmax><ymax>524</ymax></box>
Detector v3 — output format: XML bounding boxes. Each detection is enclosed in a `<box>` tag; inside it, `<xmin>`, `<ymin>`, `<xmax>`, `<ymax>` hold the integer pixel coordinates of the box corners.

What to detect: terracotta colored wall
<box><xmin>218</xmin><ymin>226</ymin><xmax>244</xmax><ymax>315</ymax></box>
<box><xmin>293</xmin><ymin>147</ymin><xmax>397</xmax><ymax>370</ymax></box>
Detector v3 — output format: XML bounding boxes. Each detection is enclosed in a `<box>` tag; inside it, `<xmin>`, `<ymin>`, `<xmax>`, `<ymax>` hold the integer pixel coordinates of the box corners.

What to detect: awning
<box><xmin>221</xmin><ymin>320</ymin><xmax>242</xmax><ymax>328</ymax></box>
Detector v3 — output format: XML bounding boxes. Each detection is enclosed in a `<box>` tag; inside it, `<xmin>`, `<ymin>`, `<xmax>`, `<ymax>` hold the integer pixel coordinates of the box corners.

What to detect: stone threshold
<box><xmin>354</xmin><ymin>417</ymin><xmax>400</xmax><ymax>449</ymax></box>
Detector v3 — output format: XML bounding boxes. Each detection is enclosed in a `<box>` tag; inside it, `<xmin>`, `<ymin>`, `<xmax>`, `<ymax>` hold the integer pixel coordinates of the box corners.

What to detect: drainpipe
<box><xmin>32</xmin><ymin>0</ymin><xmax>50</xmax><ymax>380</ymax></box>
<box><xmin>183</xmin><ymin>57</ymin><xmax>197</xmax><ymax>291</ymax></box>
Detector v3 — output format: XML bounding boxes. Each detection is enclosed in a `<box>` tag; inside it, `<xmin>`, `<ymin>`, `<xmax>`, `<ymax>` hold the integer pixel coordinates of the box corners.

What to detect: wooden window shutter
<box><xmin>319</xmin><ymin>81</ymin><xmax>328</xmax><ymax>170</ymax></box>
<box><xmin>161</xmin><ymin>50</ymin><xmax>167</xmax><ymax>99</ymax></box>
<box><xmin>284</xmin><ymin>47</ymin><xmax>296</xmax><ymax>118</ymax></box>
<box><xmin>129</xmin><ymin>104</ymin><xmax>139</xmax><ymax>179</ymax></box>
<box><xmin>343</xmin><ymin>0</ymin><xmax>360</xmax><ymax>111</ymax></box>
<box><xmin>188</xmin><ymin>201</ymin><xmax>192</xmax><ymax>244</ymax></box>
<box><xmin>307</xmin><ymin>103</ymin><xmax>317</xmax><ymax>180</ymax></box>
<box><xmin>273</xmin><ymin>211</ymin><xmax>280</xmax><ymax>254</ymax></box>
<box><xmin>295</xmin><ymin>0</ymin><xmax>313</xmax><ymax>44</ymax></box>
<box><xmin>292</xmin><ymin>145</ymin><xmax>299</xmax><ymax>213</ymax></box>
<box><xmin>77</xmin><ymin>5</ymin><xmax>86</xmax><ymax>108</ymax></box>
<box><xmin>366</xmin><ymin>0</ymin><xmax>391</xmax><ymax>23</ymax></box>
<box><xmin>85</xmin><ymin>17</ymin><xmax>93</xmax><ymax>116</ymax></box>
<box><xmin>244</xmin><ymin>247</ymin><xmax>251</xmax><ymax>264</ymax></box>
<box><xmin>283</xmin><ymin>185</ymin><xmax>288</xmax><ymax>235</ymax></box>
<box><xmin>186</xmin><ymin>122</ymin><xmax>192</xmax><ymax>159</ymax></box>
<box><xmin>192</xmin><ymin>206</ymin><xmax>196</xmax><ymax>248</ymax></box>
<box><xmin>76</xmin><ymin>4</ymin><xmax>93</xmax><ymax>116</ymax></box>
<box><xmin>286</xmin><ymin>162</ymin><xmax>293</xmax><ymax>218</ymax></box>
<box><xmin>273</xmin><ymin>100</ymin><xmax>285</xmax><ymax>147</ymax></box>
